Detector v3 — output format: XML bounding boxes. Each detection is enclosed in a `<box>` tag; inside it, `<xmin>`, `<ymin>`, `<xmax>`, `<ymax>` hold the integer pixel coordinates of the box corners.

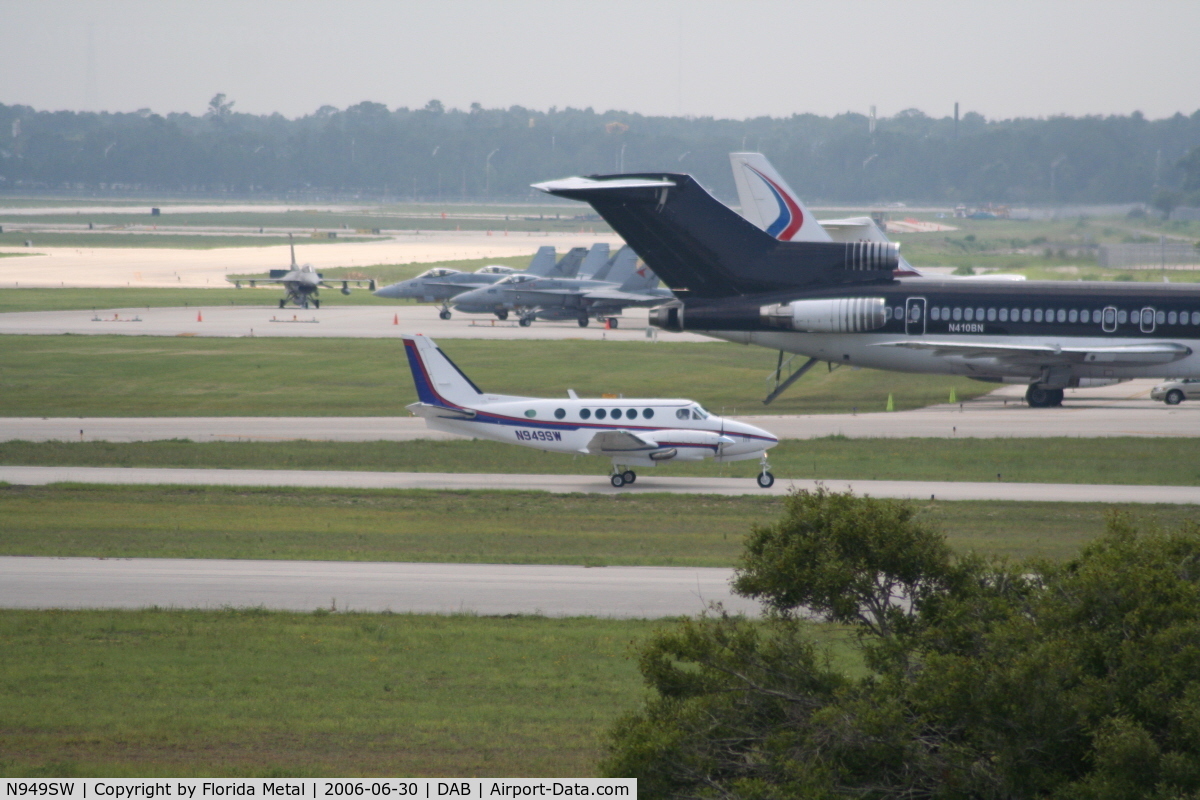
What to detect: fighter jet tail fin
<box><xmin>525</xmin><ymin>246</ymin><xmax>558</xmax><ymax>276</ymax></box>
<box><xmin>401</xmin><ymin>334</ymin><xmax>484</xmax><ymax>409</ymax></box>
<box><xmin>729</xmin><ymin>153</ymin><xmax>831</xmax><ymax>243</ymax></box>
<box><xmin>577</xmin><ymin>243</ymin><xmax>611</xmax><ymax>279</ymax></box>
<box><xmin>548</xmin><ymin>246</ymin><xmax>588</xmax><ymax>278</ymax></box>
<box><xmin>533</xmin><ymin>174</ymin><xmax>897</xmax><ymax>299</ymax></box>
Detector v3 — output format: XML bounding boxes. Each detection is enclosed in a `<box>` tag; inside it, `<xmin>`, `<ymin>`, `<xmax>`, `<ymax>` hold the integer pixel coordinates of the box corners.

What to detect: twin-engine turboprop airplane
<box><xmin>401</xmin><ymin>333</ymin><xmax>779</xmax><ymax>487</ymax></box>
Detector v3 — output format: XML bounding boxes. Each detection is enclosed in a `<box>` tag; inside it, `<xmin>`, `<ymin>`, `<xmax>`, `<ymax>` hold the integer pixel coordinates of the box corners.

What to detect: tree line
<box><xmin>2</xmin><ymin>96</ymin><xmax>1199</xmax><ymax>205</ymax></box>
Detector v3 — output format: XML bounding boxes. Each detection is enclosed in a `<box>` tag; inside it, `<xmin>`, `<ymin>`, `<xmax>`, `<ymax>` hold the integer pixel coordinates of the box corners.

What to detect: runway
<box><xmin>1</xmin><ymin>380</ymin><xmax>1191</xmax><ymax>443</ymax></box>
<box><xmin>3</xmin><ymin>465</ymin><xmax>1197</xmax><ymax>503</ymax></box>
<box><xmin>0</xmin><ymin>230</ymin><xmax>623</xmax><ymax>288</ymax></box>
<box><xmin>0</xmin><ymin>556</ymin><xmax>756</xmax><ymax>618</ymax></box>
<box><xmin>0</xmin><ymin>302</ymin><xmax>714</xmax><ymax>341</ymax></box>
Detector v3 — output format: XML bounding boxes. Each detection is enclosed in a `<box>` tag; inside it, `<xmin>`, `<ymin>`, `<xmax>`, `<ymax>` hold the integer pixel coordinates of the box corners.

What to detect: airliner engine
<box><xmin>760</xmin><ymin>297</ymin><xmax>887</xmax><ymax>332</ymax></box>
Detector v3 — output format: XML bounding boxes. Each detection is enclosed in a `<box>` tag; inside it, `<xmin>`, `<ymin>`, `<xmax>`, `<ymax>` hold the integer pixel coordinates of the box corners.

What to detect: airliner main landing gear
<box><xmin>1025</xmin><ymin>385</ymin><xmax>1064</xmax><ymax>408</ymax></box>
<box><xmin>756</xmin><ymin>453</ymin><xmax>775</xmax><ymax>489</ymax></box>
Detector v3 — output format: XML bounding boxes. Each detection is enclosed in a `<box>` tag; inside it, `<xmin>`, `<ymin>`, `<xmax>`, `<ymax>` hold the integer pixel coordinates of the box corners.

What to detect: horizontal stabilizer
<box><xmin>406</xmin><ymin>402</ymin><xmax>477</xmax><ymax>420</ymax></box>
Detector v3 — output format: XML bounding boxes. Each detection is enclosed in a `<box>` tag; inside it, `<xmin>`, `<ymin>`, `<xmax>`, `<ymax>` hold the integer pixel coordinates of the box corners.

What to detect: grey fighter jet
<box><xmin>232</xmin><ymin>235</ymin><xmax>376</xmax><ymax>309</ymax></box>
<box><xmin>373</xmin><ymin>246</ymin><xmax>575</xmax><ymax>320</ymax></box>
<box><xmin>453</xmin><ymin>245</ymin><xmax>670</xmax><ymax>327</ymax></box>
<box><xmin>451</xmin><ymin>246</ymin><xmax>592</xmax><ymax>320</ymax></box>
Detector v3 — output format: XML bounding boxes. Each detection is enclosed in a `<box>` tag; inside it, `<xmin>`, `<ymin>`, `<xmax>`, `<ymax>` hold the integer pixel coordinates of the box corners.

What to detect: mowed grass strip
<box><xmin>0</xmin><ymin>334</ymin><xmax>992</xmax><ymax>416</ymax></box>
<box><xmin>0</xmin><ymin>609</ymin><xmax>654</xmax><ymax>777</ymax></box>
<box><xmin>4</xmin><ymin>436</ymin><xmax>1199</xmax><ymax>486</ymax></box>
<box><xmin>2</xmin><ymin>484</ymin><xmax>1196</xmax><ymax>564</ymax></box>
<box><xmin>0</xmin><ymin>486</ymin><xmax>766</xmax><ymax>566</ymax></box>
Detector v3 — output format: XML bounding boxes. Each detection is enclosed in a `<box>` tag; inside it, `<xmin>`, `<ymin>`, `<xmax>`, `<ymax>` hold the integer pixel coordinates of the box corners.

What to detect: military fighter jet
<box><xmin>232</xmin><ymin>234</ymin><xmax>375</xmax><ymax>309</ymax></box>
<box><xmin>401</xmin><ymin>333</ymin><xmax>779</xmax><ymax>487</ymax></box>
<box><xmin>453</xmin><ymin>245</ymin><xmax>670</xmax><ymax>327</ymax></box>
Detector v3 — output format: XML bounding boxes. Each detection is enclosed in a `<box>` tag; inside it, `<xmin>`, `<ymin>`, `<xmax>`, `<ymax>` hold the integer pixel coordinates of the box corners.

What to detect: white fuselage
<box><xmin>419</xmin><ymin>395</ymin><xmax>777</xmax><ymax>466</ymax></box>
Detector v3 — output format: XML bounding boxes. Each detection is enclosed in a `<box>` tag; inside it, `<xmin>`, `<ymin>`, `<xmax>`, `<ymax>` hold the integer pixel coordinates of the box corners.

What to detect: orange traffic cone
<box><xmin>197</xmin><ymin>311</ymin><xmax>203</xmax><ymax>322</ymax></box>
<box><xmin>393</xmin><ymin>314</ymin><xmax>399</xmax><ymax>325</ymax></box>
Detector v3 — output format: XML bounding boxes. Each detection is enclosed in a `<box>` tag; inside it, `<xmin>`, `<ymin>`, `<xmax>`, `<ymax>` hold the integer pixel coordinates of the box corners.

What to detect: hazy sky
<box><xmin>3</xmin><ymin>0</ymin><xmax>1198</xmax><ymax>121</ymax></box>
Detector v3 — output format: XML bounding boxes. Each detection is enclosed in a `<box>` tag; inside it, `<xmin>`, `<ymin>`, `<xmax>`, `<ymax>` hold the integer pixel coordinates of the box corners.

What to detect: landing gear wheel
<box><xmin>496</xmin><ymin>311</ymin><xmax>508</xmax><ymax>321</ymax></box>
<box><xmin>607</xmin><ymin>317</ymin><xmax>619</xmax><ymax>329</ymax></box>
<box><xmin>439</xmin><ymin>310</ymin><xmax>451</xmax><ymax>320</ymax></box>
<box><xmin>279</xmin><ymin>299</ymin><xmax>286</xmax><ymax>309</ymax></box>
<box><xmin>518</xmin><ymin>316</ymin><xmax>533</xmax><ymax>327</ymax></box>
<box><xmin>610</xmin><ymin>473</ymin><xmax>625</xmax><ymax>488</ymax></box>
<box><xmin>1025</xmin><ymin>385</ymin><xmax>1063</xmax><ymax>408</ymax></box>
<box><xmin>313</xmin><ymin>299</ymin><xmax>320</xmax><ymax>309</ymax></box>
<box><xmin>757</xmin><ymin>471</ymin><xmax>775</xmax><ymax>489</ymax></box>
<box><xmin>622</xmin><ymin>470</ymin><xmax>636</xmax><ymax>485</ymax></box>
<box><xmin>577</xmin><ymin>316</ymin><xmax>590</xmax><ymax>327</ymax></box>
<box><xmin>1166</xmin><ymin>389</ymin><xmax>1184</xmax><ymax>405</ymax></box>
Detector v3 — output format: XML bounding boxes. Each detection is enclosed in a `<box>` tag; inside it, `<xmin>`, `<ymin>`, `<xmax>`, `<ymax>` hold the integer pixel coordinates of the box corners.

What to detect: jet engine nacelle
<box><xmin>760</xmin><ymin>297</ymin><xmax>887</xmax><ymax>333</ymax></box>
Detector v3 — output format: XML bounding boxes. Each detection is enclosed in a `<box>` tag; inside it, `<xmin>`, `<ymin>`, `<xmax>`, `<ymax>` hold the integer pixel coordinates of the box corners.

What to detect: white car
<box><xmin>1150</xmin><ymin>378</ymin><xmax>1200</xmax><ymax>405</ymax></box>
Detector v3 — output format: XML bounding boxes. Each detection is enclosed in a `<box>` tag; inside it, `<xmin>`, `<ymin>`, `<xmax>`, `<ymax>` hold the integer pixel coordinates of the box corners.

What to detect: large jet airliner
<box><xmin>401</xmin><ymin>333</ymin><xmax>779</xmax><ymax>487</ymax></box>
<box><xmin>533</xmin><ymin>173</ymin><xmax>1200</xmax><ymax>407</ymax></box>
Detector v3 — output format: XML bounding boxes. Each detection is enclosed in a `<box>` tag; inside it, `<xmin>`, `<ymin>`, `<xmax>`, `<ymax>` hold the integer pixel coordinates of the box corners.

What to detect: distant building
<box><xmin>1098</xmin><ymin>242</ymin><xmax>1200</xmax><ymax>269</ymax></box>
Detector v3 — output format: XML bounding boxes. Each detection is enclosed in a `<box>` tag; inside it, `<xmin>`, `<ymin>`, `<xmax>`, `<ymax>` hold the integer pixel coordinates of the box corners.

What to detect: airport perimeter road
<box><xmin>3</xmin><ymin>465</ymin><xmax>1198</xmax><ymax>504</ymax></box>
<box><xmin>0</xmin><ymin>557</ymin><xmax>756</xmax><ymax>618</ymax></box>
<box><xmin>0</xmin><ymin>304</ymin><xmax>712</xmax><ymax>341</ymax></box>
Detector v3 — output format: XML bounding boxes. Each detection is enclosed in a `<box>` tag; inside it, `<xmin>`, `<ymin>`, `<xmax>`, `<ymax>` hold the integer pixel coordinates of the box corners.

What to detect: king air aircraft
<box><xmin>401</xmin><ymin>333</ymin><xmax>779</xmax><ymax>487</ymax></box>
<box><xmin>534</xmin><ymin>172</ymin><xmax>1200</xmax><ymax>408</ymax></box>
<box><xmin>233</xmin><ymin>235</ymin><xmax>376</xmax><ymax>309</ymax></box>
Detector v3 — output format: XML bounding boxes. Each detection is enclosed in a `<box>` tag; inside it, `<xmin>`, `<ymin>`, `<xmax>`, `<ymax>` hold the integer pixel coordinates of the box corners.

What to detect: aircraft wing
<box><xmin>872</xmin><ymin>339</ymin><xmax>1192</xmax><ymax>366</ymax></box>
<box><xmin>581</xmin><ymin>289</ymin><xmax>666</xmax><ymax>303</ymax></box>
<box><xmin>584</xmin><ymin>430</ymin><xmax>664</xmax><ymax>456</ymax></box>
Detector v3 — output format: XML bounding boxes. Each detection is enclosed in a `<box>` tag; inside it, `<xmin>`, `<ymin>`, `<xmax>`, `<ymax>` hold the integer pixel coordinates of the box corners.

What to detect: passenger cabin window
<box><xmin>930</xmin><ymin>307</ymin><xmax>940</xmax><ymax>321</ymax></box>
<box><xmin>1169</xmin><ymin>311</ymin><xmax>1178</xmax><ymax>325</ymax></box>
<box><xmin>1118</xmin><ymin>310</ymin><xmax>1128</xmax><ymax>324</ymax></box>
<box><xmin>953</xmin><ymin>307</ymin><xmax>963</xmax><ymax>321</ymax></box>
<box><xmin>987</xmin><ymin>308</ymin><xmax>997</xmax><ymax>322</ymax></box>
<box><xmin>643</xmin><ymin>409</ymin><xmax>654</xmax><ymax>419</ymax></box>
<box><xmin>999</xmin><ymin>308</ymin><xmax>1009</xmax><ymax>322</ymax></box>
<box><xmin>964</xmin><ymin>308</ymin><xmax>974</xmax><ymax>321</ymax></box>
<box><xmin>596</xmin><ymin>409</ymin><xmax>607</xmax><ymax>419</ymax></box>
<box><xmin>580</xmin><ymin>409</ymin><xmax>591</xmax><ymax>419</ymax></box>
<box><xmin>554</xmin><ymin>408</ymin><xmax>565</xmax><ymax>419</ymax></box>
<box><xmin>1034</xmin><ymin>309</ymin><xmax>1043</xmax><ymax>323</ymax></box>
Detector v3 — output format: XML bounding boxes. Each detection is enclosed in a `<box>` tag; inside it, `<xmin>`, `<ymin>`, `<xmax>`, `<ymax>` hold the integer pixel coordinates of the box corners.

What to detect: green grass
<box><xmin>0</xmin><ymin>288</ymin><xmax>399</xmax><ymax>312</ymax></box>
<box><xmin>0</xmin><ymin>335</ymin><xmax>993</xmax><ymax>417</ymax></box>
<box><xmin>231</xmin><ymin>254</ymin><xmax>535</xmax><ymax>286</ymax></box>
<box><xmin>4</xmin><ymin>436</ymin><xmax>1200</xmax><ymax>486</ymax></box>
<box><xmin>0</xmin><ymin>609</ymin><xmax>654</xmax><ymax>777</ymax></box>
<box><xmin>1</xmin><ymin>483</ymin><xmax>1196</xmax><ymax>565</ymax></box>
<box><xmin>0</xmin><ymin>232</ymin><xmax>367</xmax><ymax>249</ymax></box>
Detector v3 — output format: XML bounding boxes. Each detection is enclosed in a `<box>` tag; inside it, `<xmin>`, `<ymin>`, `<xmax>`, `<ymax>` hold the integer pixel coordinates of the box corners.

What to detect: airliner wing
<box><xmin>873</xmin><ymin>339</ymin><xmax>1192</xmax><ymax>366</ymax></box>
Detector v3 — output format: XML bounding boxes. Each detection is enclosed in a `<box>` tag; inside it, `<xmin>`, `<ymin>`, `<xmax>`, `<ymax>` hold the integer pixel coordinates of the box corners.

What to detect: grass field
<box><xmin>0</xmin><ymin>609</ymin><xmax>657</xmax><ymax>777</ymax></box>
<box><xmin>3</xmin><ymin>436</ymin><xmax>1199</xmax><ymax>486</ymax></box>
<box><xmin>0</xmin><ymin>335</ymin><xmax>992</xmax><ymax>417</ymax></box>
<box><xmin>1</xmin><ymin>483</ymin><xmax>1196</xmax><ymax>565</ymax></box>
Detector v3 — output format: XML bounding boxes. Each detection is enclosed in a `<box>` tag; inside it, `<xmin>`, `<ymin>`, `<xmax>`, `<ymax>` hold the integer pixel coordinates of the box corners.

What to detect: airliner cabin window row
<box><xmin>905</xmin><ymin>303</ymin><xmax>1200</xmax><ymax>330</ymax></box>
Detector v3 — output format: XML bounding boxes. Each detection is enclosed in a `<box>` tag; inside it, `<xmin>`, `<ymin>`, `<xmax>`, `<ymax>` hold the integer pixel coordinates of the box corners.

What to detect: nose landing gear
<box><xmin>756</xmin><ymin>453</ymin><xmax>775</xmax><ymax>489</ymax></box>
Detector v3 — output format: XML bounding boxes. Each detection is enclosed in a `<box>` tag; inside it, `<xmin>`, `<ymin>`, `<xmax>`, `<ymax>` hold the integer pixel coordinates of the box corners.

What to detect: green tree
<box><xmin>604</xmin><ymin>489</ymin><xmax>1200</xmax><ymax>799</ymax></box>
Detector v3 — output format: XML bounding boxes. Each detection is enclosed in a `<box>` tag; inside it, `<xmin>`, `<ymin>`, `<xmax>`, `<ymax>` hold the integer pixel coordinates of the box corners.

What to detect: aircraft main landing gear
<box><xmin>313</xmin><ymin>298</ymin><xmax>320</xmax><ymax>309</ymax></box>
<box><xmin>495</xmin><ymin>311</ymin><xmax>508</xmax><ymax>321</ymax></box>
<box><xmin>439</xmin><ymin>309</ymin><xmax>451</xmax><ymax>320</ymax></box>
<box><xmin>279</xmin><ymin>299</ymin><xmax>286</xmax><ymax>309</ymax></box>
<box><xmin>577</xmin><ymin>316</ymin><xmax>590</xmax><ymax>327</ymax></box>
<box><xmin>610</xmin><ymin>467</ymin><xmax>637</xmax><ymax>488</ymax></box>
<box><xmin>607</xmin><ymin>317</ymin><xmax>619</xmax><ymax>329</ymax></box>
<box><xmin>1025</xmin><ymin>384</ymin><xmax>1064</xmax><ymax>408</ymax></box>
<box><xmin>518</xmin><ymin>315</ymin><xmax>534</xmax><ymax>327</ymax></box>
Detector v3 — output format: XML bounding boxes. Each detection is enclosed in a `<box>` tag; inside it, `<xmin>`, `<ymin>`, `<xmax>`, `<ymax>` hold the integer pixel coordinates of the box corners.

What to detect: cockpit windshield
<box><xmin>498</xmin><ymin>274</ymin><xmax>536</xmax><ymax>285</ymax></box>
<box><xmin>416</xmin><ymin>268</ymin><xmax>460</xmax><ymax>279</ymax></box>
<box><xmin>476</xmin><ymin>265</ymin><xmax>515</xmax><ymax>274</ymax></box>
<box><xmin>691</xmin><ymin>405</ymin><xmax>709</xmax><ymax>420</ymax></box>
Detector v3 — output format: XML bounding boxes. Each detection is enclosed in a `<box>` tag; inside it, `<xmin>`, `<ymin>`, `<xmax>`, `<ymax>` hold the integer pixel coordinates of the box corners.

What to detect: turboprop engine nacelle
<box><xmin>760</xmin><ymin>297</ymin><xmax>887</xmax><ymax>333</ymax></box>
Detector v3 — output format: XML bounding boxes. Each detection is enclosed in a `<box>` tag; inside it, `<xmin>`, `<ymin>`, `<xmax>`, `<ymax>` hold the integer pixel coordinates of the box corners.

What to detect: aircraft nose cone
<box><xmin>374</xmin><ymin>283</ymin><xmax>406</xmax><ymax>298</ymax></box>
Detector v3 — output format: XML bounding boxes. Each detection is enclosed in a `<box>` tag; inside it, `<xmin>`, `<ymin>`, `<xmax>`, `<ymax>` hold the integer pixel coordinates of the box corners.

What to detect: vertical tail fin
<box><xmin>288</xmin><ymin>232</ymin><xmax>299</xmax><ymax>267</ymax></box>
<box><xmin>577</xmin><ymin>243</ymin><xmax>611</xmax><ymax>279</ymax></box>
<box><xmin>401</xmin><ymin>334</ymin><xmax>484</xmax><ymax>409</ymax></box>
<box><xmin>617</xmin><ymin>260</ymin><xmax>660</xmax><ymax>293</ymax></box>
<box><xmin>729</xmin><ymin>153</ymin><xmax>831</xmax><ymax>243</ymax></box>
<box><xmin>525</xmin><ymin>246</ymin><xmax>557</xmax><ymax>276</ymax></box>
<box><xmin>548</xmin><ymin>246</ymin><xmax>588</xmax><ymax>278</ymax></box>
